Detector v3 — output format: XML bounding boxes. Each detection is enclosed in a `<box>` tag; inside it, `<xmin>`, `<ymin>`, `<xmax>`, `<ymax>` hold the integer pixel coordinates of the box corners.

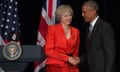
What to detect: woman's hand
<box><xmin>68</xmin><ymin>56</ymin><xmax>80</xmax><ymax>66</ymax></box>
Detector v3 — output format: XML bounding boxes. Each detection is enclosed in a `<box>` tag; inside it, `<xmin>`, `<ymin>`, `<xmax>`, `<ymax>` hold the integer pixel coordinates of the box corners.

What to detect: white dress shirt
<box><xmin>89</xmin><ymin>16</ymin><xmax>99</xmax><ymax>32</ymax></box>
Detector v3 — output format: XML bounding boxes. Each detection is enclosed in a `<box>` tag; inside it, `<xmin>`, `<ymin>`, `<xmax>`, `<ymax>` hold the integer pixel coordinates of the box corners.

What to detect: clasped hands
<box><xmin>68</xmin><ymin>56</ymin><xmax>80</xmax><ymax>66</ymax></box>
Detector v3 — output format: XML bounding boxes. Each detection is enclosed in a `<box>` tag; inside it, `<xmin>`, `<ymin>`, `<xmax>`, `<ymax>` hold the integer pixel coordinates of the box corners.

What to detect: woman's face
<box><xmin>60</xmin><ymin>12</ymin><xmax>72</xmax><ymax>25</ymax></box>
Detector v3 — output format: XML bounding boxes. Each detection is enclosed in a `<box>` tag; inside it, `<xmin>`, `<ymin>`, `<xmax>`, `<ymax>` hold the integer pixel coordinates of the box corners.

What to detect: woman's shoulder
<box><xmin>71</xmin><ymin>26</ymin><xmax>80</xmax><ymax>32</ymax></box>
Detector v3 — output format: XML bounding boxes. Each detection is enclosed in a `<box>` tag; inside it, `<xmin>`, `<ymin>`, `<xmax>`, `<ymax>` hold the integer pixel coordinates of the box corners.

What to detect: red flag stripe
<box><xmin>48</xmin><ymin>0</ymin><xmax>53</xmax><ymax>19</ymax></box>
<box><xmin>39</xmin><ymin>16</ymin><xmax>48</xmax><ymax>39</ymax></box>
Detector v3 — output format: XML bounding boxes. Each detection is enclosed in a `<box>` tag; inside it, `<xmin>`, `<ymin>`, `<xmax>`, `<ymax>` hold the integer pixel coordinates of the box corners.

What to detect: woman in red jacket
<box><xmin>45</xmin><ymin>5</ymin><xmax>80</xmax><ymax>72</ymax></box>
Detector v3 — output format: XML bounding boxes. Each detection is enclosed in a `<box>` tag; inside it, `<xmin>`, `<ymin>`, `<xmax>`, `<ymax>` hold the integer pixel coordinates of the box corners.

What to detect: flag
<box><xmin>0</xmin><ymin>0</ymin><xmax>20</xmax><ymax>45</ymax></box>
<box><xmin>34</xmin><ymin>0</ymin><xmax>61</xmax><ymax>72</ymax></box>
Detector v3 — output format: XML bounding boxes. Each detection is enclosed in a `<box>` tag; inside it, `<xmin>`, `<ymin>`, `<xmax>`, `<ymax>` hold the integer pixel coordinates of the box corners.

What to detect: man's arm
<box><xmin>102</xmin><ymin>23</ymin><xmax>116</xmax><ymax>72</ymax></box>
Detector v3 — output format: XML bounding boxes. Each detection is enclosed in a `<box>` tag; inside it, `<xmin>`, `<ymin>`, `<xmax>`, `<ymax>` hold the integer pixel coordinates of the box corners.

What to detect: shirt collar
<box><xmin>90</xmin><ymin>16</ymin><xmax>99</xmax><ymax>28</ymax></box>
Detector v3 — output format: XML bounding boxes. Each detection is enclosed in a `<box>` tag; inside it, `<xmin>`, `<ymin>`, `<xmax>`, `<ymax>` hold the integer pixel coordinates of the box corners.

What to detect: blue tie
<box><xmin>89</xmin><ymin>25</ymin><xmax>93</xmax><ymax>33</ymax></box>
<box><xmin>87</xmin><ymin>25</ymin><xmax>92</xmax><ymax>37</ymax></box>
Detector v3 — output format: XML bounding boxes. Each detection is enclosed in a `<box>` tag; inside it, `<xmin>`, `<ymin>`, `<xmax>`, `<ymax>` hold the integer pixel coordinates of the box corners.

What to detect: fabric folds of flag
<box><xmin>0</xmin><ymin>0</ymin><xmax>20</xmax><ymax>45</ymax></box>
<box><xmin>34</xmin><ymin>0</ymin><xmax>61</xmax><ymax>72</ymax></box>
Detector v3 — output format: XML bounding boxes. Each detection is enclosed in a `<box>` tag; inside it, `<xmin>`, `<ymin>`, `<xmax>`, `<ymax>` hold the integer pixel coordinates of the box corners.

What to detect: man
<box><xmin>80</xmin><ymin>0</ymin><xmax>115</xmax><ymax>72</ymax></box>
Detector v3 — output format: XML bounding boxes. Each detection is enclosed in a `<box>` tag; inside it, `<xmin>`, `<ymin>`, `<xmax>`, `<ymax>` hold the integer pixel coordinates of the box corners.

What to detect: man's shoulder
<box><xmin>98</xmin><ymin>18</ymin><xmax>114</xmax><ymax>32</ymax></box>
<box><xmin>97</xmin><ymin>18</ymin><xmax>111</xmax><ymax>27</ymax></box>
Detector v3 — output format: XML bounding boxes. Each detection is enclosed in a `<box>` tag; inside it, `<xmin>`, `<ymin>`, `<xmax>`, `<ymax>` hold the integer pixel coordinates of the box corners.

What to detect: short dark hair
<box><xmin>82</xmin><ymin>0</ymin><xmax>99</xmax><ymax>14</ymax></box>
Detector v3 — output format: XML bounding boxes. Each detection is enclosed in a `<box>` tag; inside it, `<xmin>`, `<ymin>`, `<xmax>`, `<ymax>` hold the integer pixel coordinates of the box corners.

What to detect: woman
<box><xmin>45</xmin><ymin>5</ymin><xmax>80</xmax><ymax>72</ymax></box>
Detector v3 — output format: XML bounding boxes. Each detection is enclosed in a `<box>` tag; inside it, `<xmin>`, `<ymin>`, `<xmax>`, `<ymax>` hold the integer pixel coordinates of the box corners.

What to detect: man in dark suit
<box><xmin>80</xmin><ymin>0</ymin><xmax>116</xmax><ymax>72</ymax></box>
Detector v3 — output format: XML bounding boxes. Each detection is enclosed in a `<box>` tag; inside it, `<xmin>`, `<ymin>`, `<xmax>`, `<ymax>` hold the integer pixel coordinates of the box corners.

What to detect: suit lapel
<box><xmin>56</xmin><ymin>24</ymin><xmax>67</xmax><ymax>48</ymax></box>
<box><xmin>56</xmin><ymin>24</ymin><xmax>76</xmax><ymax>52</ymax></box>
<box><xmin>89</xmin><ymin>18</ymin><xmax>101</xmax><ymax>44</ymax></box>
<box><xmin>57</xmin><ymin>24</ymin><xmax>66</xmax><ymax>39</ymax></box>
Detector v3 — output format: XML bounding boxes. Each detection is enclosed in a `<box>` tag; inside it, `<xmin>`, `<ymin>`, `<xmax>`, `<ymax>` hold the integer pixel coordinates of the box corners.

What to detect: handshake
<box><xmin>68</xmin><ymin>56</ymin><xmax>80</xmax><ymax>66</ymax></box>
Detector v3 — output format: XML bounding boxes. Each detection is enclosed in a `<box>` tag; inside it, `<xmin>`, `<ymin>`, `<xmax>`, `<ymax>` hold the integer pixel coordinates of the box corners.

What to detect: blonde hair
<box><xmin>55</xmin><ymin>5</ymin><xmax>73</xmax><ymax>21</ymax></box>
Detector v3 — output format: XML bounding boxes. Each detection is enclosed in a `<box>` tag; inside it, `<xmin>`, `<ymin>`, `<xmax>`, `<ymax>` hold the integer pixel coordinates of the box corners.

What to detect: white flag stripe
<box><xmin>52</xmin><ymin>0</ymin><xmax>57</xmax><ymax>24</ymax></box>
<box><xmin>34</xmin><ymin>59</ymin><xmax>47</xmax><ymax>72</ymax></box>
<box><xmin>12</xmin><ymin>33</ymin><xmax>16</xmax><ymax>40</ymax></box>
<box><xmin>0</xmin><ymin>35</ymin><xmax>5</xmax><ymax>45</ymax></box>
<box><xmin>42</xmin><ymin>8</ymin><xmax>52</xmax><ymax>25</ymax></box>
<box><xmin>37</xmin><ymin>31</ymin><xmax>45</xmax><ymax>47</ymax></box>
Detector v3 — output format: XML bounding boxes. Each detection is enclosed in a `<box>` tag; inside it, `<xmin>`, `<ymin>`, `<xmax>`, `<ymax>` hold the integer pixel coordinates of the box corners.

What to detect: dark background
<box><xmin>17</xmin><ymin>0</ymin><xmax>120</xmax><ymax>72</ymax></box>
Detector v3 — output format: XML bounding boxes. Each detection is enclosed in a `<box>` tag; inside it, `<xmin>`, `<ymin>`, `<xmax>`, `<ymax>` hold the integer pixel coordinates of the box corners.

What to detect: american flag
<box><xmin>0</xmin><ymin>0</ymin><xmax>20</xmax><ymax>45</ymax></box>
<box><xmin>34</xmin><ymin>0</ymin><xmax>61</xmax><ymax>72</ymax></box>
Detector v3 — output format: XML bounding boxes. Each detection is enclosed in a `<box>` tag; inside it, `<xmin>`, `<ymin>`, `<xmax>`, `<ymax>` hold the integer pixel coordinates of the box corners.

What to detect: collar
<box><xmin>90</xmin><ymin>16</ymin><xmax>99</xmax><ymax>28</ymax></box>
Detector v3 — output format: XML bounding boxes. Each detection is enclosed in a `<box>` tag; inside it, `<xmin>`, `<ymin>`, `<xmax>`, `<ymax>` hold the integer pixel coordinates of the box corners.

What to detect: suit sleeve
<box><xmin>45</xmin><ymin>26</ymin><xmax>69</xmax><ymax>62</ymax></box>
<box><xmin>73</xmin><ymin>30</ymin><xmax>80</xmax><ymax>57</ymax></box>
<box><xmin>102</xmin><ymin>23</ymin><xmax>115</xmax><ymax>72</ymax></box>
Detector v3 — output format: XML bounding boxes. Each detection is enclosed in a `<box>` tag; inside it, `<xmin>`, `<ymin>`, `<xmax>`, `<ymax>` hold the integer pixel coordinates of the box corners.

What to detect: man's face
<box><xmin>82</xmin><ymin>6</ymin><xmax>96</xmax><ymax>23</ymax></box>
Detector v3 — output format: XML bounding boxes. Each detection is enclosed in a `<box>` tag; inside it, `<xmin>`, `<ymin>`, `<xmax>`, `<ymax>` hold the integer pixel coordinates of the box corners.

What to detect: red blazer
<box><xmin>45</xmin><ymin>24</ymin><xmax>80</xmax><ymax>66</ymax></box>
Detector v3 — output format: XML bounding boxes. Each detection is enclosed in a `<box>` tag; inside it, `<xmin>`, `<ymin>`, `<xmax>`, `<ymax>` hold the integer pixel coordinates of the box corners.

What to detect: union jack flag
<box><xmin>34</xmin><ymin>0</ymin><xmax>61</xmax><ymax>72</ymax></box>
<box><xmin>0</xmin><ymin>0</ymin><xmax>20</xmax><ymax>45</ymax></box>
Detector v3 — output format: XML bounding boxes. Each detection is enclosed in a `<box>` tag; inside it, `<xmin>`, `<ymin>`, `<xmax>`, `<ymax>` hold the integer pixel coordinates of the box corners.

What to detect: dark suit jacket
<box><xmin>81</xmin><ymin>18</ymin><xmax>115</xmax><ymax>72</ymax></box>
